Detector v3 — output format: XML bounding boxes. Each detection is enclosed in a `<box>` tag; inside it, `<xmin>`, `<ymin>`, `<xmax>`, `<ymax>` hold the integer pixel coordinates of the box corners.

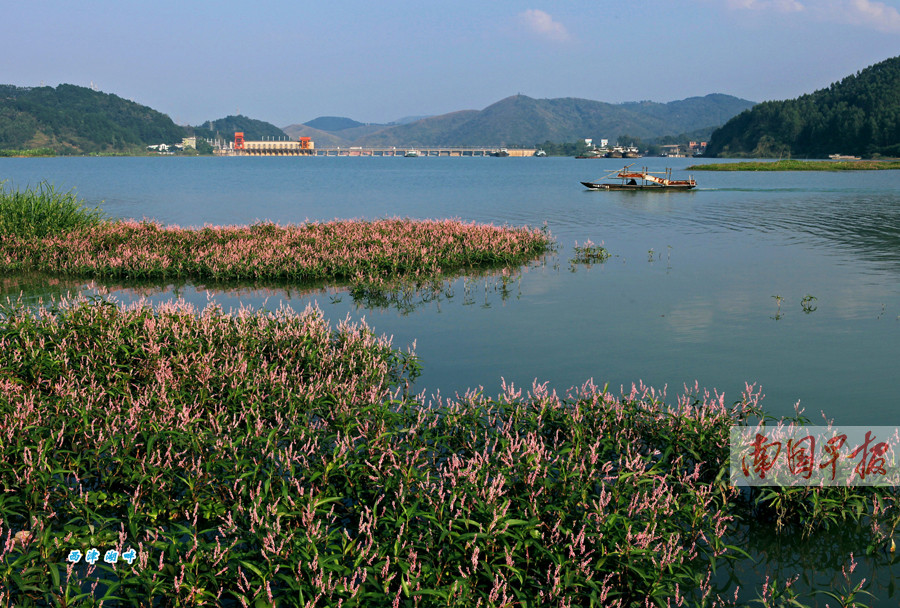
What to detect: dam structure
<box><xmin>216</xmin><ymin>133</ymin><xmax>537</xmax><ymax>157</ymax></box>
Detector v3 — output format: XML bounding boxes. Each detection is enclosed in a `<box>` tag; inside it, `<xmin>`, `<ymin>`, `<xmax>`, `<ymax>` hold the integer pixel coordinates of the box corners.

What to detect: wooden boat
<box><xmin>581</xmin><ymin>164</ymin><xmax>697</xmax><ymax>191</ymax></box>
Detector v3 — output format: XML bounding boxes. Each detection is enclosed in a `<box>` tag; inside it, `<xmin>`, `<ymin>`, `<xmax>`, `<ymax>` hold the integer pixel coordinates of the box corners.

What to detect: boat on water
<box><xmin>622</xmin><ymin>145</ymin><xmax>641</xmax><ymax>159</ymax></box>
<box><xmin>404</xmin><ymin>149</ymin><xmax>420</xmax><ymax>157</ymax></box>
<box><xmin>575</xmin><ymin>147</ymin><xmax>608</xmax><ymax>159</ymax></box>
<box><xmin>490</xmin><ymin>148</ymin><xmax>510</xmax><ymax>157</ymax></box>
<box><xmin>581</xmin><ymin>164</ymin><xmax>697</xmax><ymax>191</ymax></box>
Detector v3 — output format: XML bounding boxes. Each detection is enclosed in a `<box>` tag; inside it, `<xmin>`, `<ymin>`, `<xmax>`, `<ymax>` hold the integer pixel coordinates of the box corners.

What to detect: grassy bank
<box><xmin>0</xmin><ymin>149</ymin><xmax>56</xmax><ymax>158</ymax></box>
<box><xmin>688</xmin><ymin>159</ymin><xmax>900</xmax><ymax>171</ymax></box>
<box><xmin>0</xmin><ymin>297</ymin><xmax>888</xmax><ymax>606</ymax></box>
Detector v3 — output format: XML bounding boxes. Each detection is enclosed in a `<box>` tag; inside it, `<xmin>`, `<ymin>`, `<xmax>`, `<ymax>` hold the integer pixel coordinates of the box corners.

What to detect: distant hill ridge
<box><xmin>303</xmin><ymin>116</ymin><xmax>365</xmax><ymax>131</ymax></box>
<box><xmin>706</xmin><ymin>55</ymin><xmax>900</xmax><ymax>158</ymax></box>
<box><xmin>0</xmin><ymin>82</ymin><xmax>753</xmax><ymax>153</ymax></box>
<box><xmin>286</xmin><ymin>93</ymin><xmax>756</xmax><ymax>148</ymax></box>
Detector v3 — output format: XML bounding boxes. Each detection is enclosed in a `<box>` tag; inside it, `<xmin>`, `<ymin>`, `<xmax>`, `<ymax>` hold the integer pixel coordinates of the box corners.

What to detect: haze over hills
<box><xmin>0</xmin><ymin>83</ymin><xmax>744</xmax><ymax>156</ymax></box>
<box><xmin>4</xmin><ymin>54</ymin><xmax>899</xmax><ymax>158</ymax></box>
<box><xmin>0</xmin><ymin>82</ymin><xmax>753</xmax><ymax>154</ymax></box>
<box><xmin>706</xmin><ymin>55</ymin><xmax>900</xmax><ymax>158</ymax></box>
<box><xmin>282</xmin><ymin>116</ymin><xmax>421</xmax><ymax>146</ymax></box>
<box><xmin>284</xmin><ymin>94</ymin><xmax>756</xmax><ymax>148</ymax></box>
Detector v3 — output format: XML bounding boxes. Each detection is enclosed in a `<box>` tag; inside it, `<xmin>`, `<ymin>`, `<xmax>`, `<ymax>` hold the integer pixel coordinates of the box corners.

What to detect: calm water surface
<box><xmin>3</xmin><ymin>156</ymin><xmax>900</xmax><ymax>602</ymax></box>
<box><xmin>2</xmin><ymin>156</ymin><xmax>899</xmax><ymax>424</ymax></box>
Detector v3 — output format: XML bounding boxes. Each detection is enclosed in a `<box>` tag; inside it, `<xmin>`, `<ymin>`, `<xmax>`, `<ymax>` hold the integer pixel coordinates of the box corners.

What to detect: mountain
<box><xmin>303</xmin><ymin>116</ymin><xmax>364</xmax><ymax>131</ymax></box>
<box><xmin>282</xmin><ymin>118</ymin><xmax>388</xmax><ymax>146</ymax></box>
<box><xmin>705</xmin><ymin>56</ymin><xmax>900</xmax><ymax>158</ymax></box>
<box><xmin>0</xmin><ymin>84</ymin><xmax>184</xmax><ymax>153</ymax></box>
<box><xmin>350</xmin><ymin>111</ymin><xmax>482</xmax><ymax>147</ymax></box>
<box><xmin>352</xmin><ymin>94</ymin><xmax>755</xmax><ymax>147</ymax></box>
<box><xmin>0</xmin><ymin>83</ymin><xmax>755</xmax><ymax>154</ymax></box>
<box><xmin>282</xmin><ymin>95</ymin><xmax>752</xmax><ymax>149</ymax></box>
<box><xmin>193</xmin><ymin>115</ymin><xmax>286</xmax><ymax>142</ymax></box>
<box><xmin>393</xmin><ymin>115</ymin><xmax>433</xmax><ymax>125</ymax></box>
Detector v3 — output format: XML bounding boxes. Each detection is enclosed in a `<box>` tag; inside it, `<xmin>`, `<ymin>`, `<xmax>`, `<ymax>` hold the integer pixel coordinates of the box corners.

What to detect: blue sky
<box><xmin>5</xmin><ymin>0</ymin><xmax>899</xmax><ymax>127</ymax></box>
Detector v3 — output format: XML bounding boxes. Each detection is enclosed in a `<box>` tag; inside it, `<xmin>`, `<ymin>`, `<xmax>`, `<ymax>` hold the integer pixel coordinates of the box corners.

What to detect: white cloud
<box><xmin>725</xmin><ymin>0</ymin><xmax>804</xmax><ymax>11</ymax></box>
<box><xmin>517</xmin><ymin>9</ymin><xmax>571</xmax><ymax>43</ymax></box>
<box><xmin>723</xmin><ymin>0</ymin><xmax>900</xmax><ymax>31</ymax></box>
<box><xmin>840</xmin><ymin>0</ymin><xmax>900</xmax><ymax>33</ymax></box>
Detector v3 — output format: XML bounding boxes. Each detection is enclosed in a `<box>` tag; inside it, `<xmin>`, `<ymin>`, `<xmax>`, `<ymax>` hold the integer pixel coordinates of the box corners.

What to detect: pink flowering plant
<box><xmin>0</xmin><ymin>217</ymin><xmax>551</xmax><ymax>286</ymax></box>
<box><xmin>0</xmin><ymin>185</ymin><xmax>891</xmax><ymax>605</ymax></box>
<box><xmin>0</xmin><ymin>295</ymin><xmax>805</xmax><ymax>607</ymax></box>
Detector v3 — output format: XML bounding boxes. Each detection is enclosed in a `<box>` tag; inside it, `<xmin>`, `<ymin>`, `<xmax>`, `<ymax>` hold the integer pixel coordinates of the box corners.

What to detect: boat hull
<box><xmin>581</xmin><ymin>181</ymin><xmax>696</xmax><ymax>191</ymax></box>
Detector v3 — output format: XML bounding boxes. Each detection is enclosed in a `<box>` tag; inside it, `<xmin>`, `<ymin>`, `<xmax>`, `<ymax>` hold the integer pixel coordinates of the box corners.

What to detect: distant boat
<box><xmin>490</xmin><ymin>148</ymin><xmax>510</xmax><ymax>157</ymax></box>
<box><xmin>575</xmin><ymin>148</ymin><xmax>605</xmax><ymax>159</ymax></box>
<box><xmin>534</xmin><ymin>149</ymin><xmax>547</xmax><ymax>157</ymax></box>
<box><xmin>404</xmin><ymin>149</ymin><xmax>420</xmax><ymax>157</ymax></box>
<box><xmin>581</xmin><ymin>164</ymin><xmax>697</xmax><ymax>191</ymax></box>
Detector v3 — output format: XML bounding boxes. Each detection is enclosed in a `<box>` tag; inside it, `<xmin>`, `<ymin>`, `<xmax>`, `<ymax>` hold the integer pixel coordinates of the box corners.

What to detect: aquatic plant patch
<box><xmin>0</xmin><ymin>298</ymin><xmax>758</xmax><ymax>605</ymax></box>
<box><xmin>570</xmin><ymin>240</ymin><xmax>611</xmax><ymax>264</ymax></box>
<box><xmin>1</xmin><ymin>298</ymin><xmax>893</xmax><ymax>606</ymax></box>
<box><xmin>0</xmin><ymin>217</ymin><xmax>552</xmax><ymax>286</ymax></box>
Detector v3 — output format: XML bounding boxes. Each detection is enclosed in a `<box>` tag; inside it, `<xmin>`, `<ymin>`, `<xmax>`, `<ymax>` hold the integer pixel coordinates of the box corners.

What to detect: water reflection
<box><xmin>1</xmin><ymin>274</ymin><xmax>92</xmax><ymax>307</ymax></box>
<box><xmin>1</xmin><ymin>261</ymin><xmax>543</xmax><ymax>318</ymax></box>
<box><xmin>701</xmin><ymin>189</ymin><xmax>900</xmax><ymax>272</ymax></box>
<box><xmin>717</xmin><ymin>518</ymin><xmax>900</xmax><ymax>607</ymax></box>
<box><xmin>664</xmin><ymin>298</ymin><xmax>715</xmax><ymax>343</ymax></box>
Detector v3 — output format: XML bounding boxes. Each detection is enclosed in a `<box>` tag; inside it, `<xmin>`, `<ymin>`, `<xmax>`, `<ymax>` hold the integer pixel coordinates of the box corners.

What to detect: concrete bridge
<box><xmin>312</xmin><ymin>147</ymin><xmax>537</xmax><ymax>157</ymax></box>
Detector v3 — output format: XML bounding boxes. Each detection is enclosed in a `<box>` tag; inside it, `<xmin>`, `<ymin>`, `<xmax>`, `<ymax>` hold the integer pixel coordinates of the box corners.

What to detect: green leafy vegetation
<box><xmin>0</xmin><ymin>148</ymin><xmax>55</xmax><ymax>157</ymax></box>
<box><xmin>0</xmin><ymin>298</ymin><xmax>890</xmax><ymax>606</ymax></box>
<box><xmin>0</xmin><ymin>84</ymin><xmax>185</xmax><ymax>154</ymax></box>
<box><xmin>705</xmin><ymin>55</ymin><xmax>900</xmax><ymax>158</ymax></box>
<box><xmin>570</xmin><ymin>240</ymin><xmax>611</xmax><ymax>263</ymax></box>
<box><xmin>0</xmin><ymin>181</ymin><xmax>105</xmax><ymax>239</ymax></box>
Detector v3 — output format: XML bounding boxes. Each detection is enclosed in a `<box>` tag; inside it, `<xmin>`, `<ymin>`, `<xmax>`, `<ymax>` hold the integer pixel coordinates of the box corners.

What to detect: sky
<box><xmin>4</xmin><ymin>0</ymin><xmax>899</xmax><ymax>128</ymax></box>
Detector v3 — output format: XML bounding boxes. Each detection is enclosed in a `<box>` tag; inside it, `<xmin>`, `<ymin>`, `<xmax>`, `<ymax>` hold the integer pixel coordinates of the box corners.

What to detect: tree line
<box><xmin>0</xmin><ymin>85</ymin><xmax>185</xmax><ymax>154</ymax></box>
<box><xmin>706</xmin><ymin>56</ymin><xmax>900</xmax><ymax>158</ymax></box>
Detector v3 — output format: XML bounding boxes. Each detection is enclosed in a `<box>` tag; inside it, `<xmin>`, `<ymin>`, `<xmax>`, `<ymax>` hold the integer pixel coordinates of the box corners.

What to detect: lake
<box><xmin>4</xmin><ymin>155</ymin><xmax>900</xmax><ymax>602</ymax></box>
<box><xmin>2</xmin><ymin>155</ymin><xmax>899</xmax><ymax>425</ymax></box>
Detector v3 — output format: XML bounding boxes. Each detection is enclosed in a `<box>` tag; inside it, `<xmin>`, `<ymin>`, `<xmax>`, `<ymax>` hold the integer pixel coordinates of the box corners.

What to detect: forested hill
<box><xmin>353</xmin><ymin>94</ymin><xmax>755</xmax><ymax>147</ymax></box>
<box><xmin>706</xmin><ymin>55</ymin><xmax>900</xmax><ymax>158</ymax></box>
<box><xmin>193</xmin><ymin>115</ymin><xmax>286</xmax><ymax>142</ymax></box>
<box><xmin>0</xmin><ymin>84</ymin><xmax>185</xmax><ymax>153</ymax></box>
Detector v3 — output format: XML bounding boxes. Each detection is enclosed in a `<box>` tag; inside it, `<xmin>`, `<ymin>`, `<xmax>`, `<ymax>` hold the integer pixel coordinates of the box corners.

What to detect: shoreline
<box><xmin>689</xmin><ymin>159</ymin><xmax>900</xmax><ymax>171</ymax></box>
